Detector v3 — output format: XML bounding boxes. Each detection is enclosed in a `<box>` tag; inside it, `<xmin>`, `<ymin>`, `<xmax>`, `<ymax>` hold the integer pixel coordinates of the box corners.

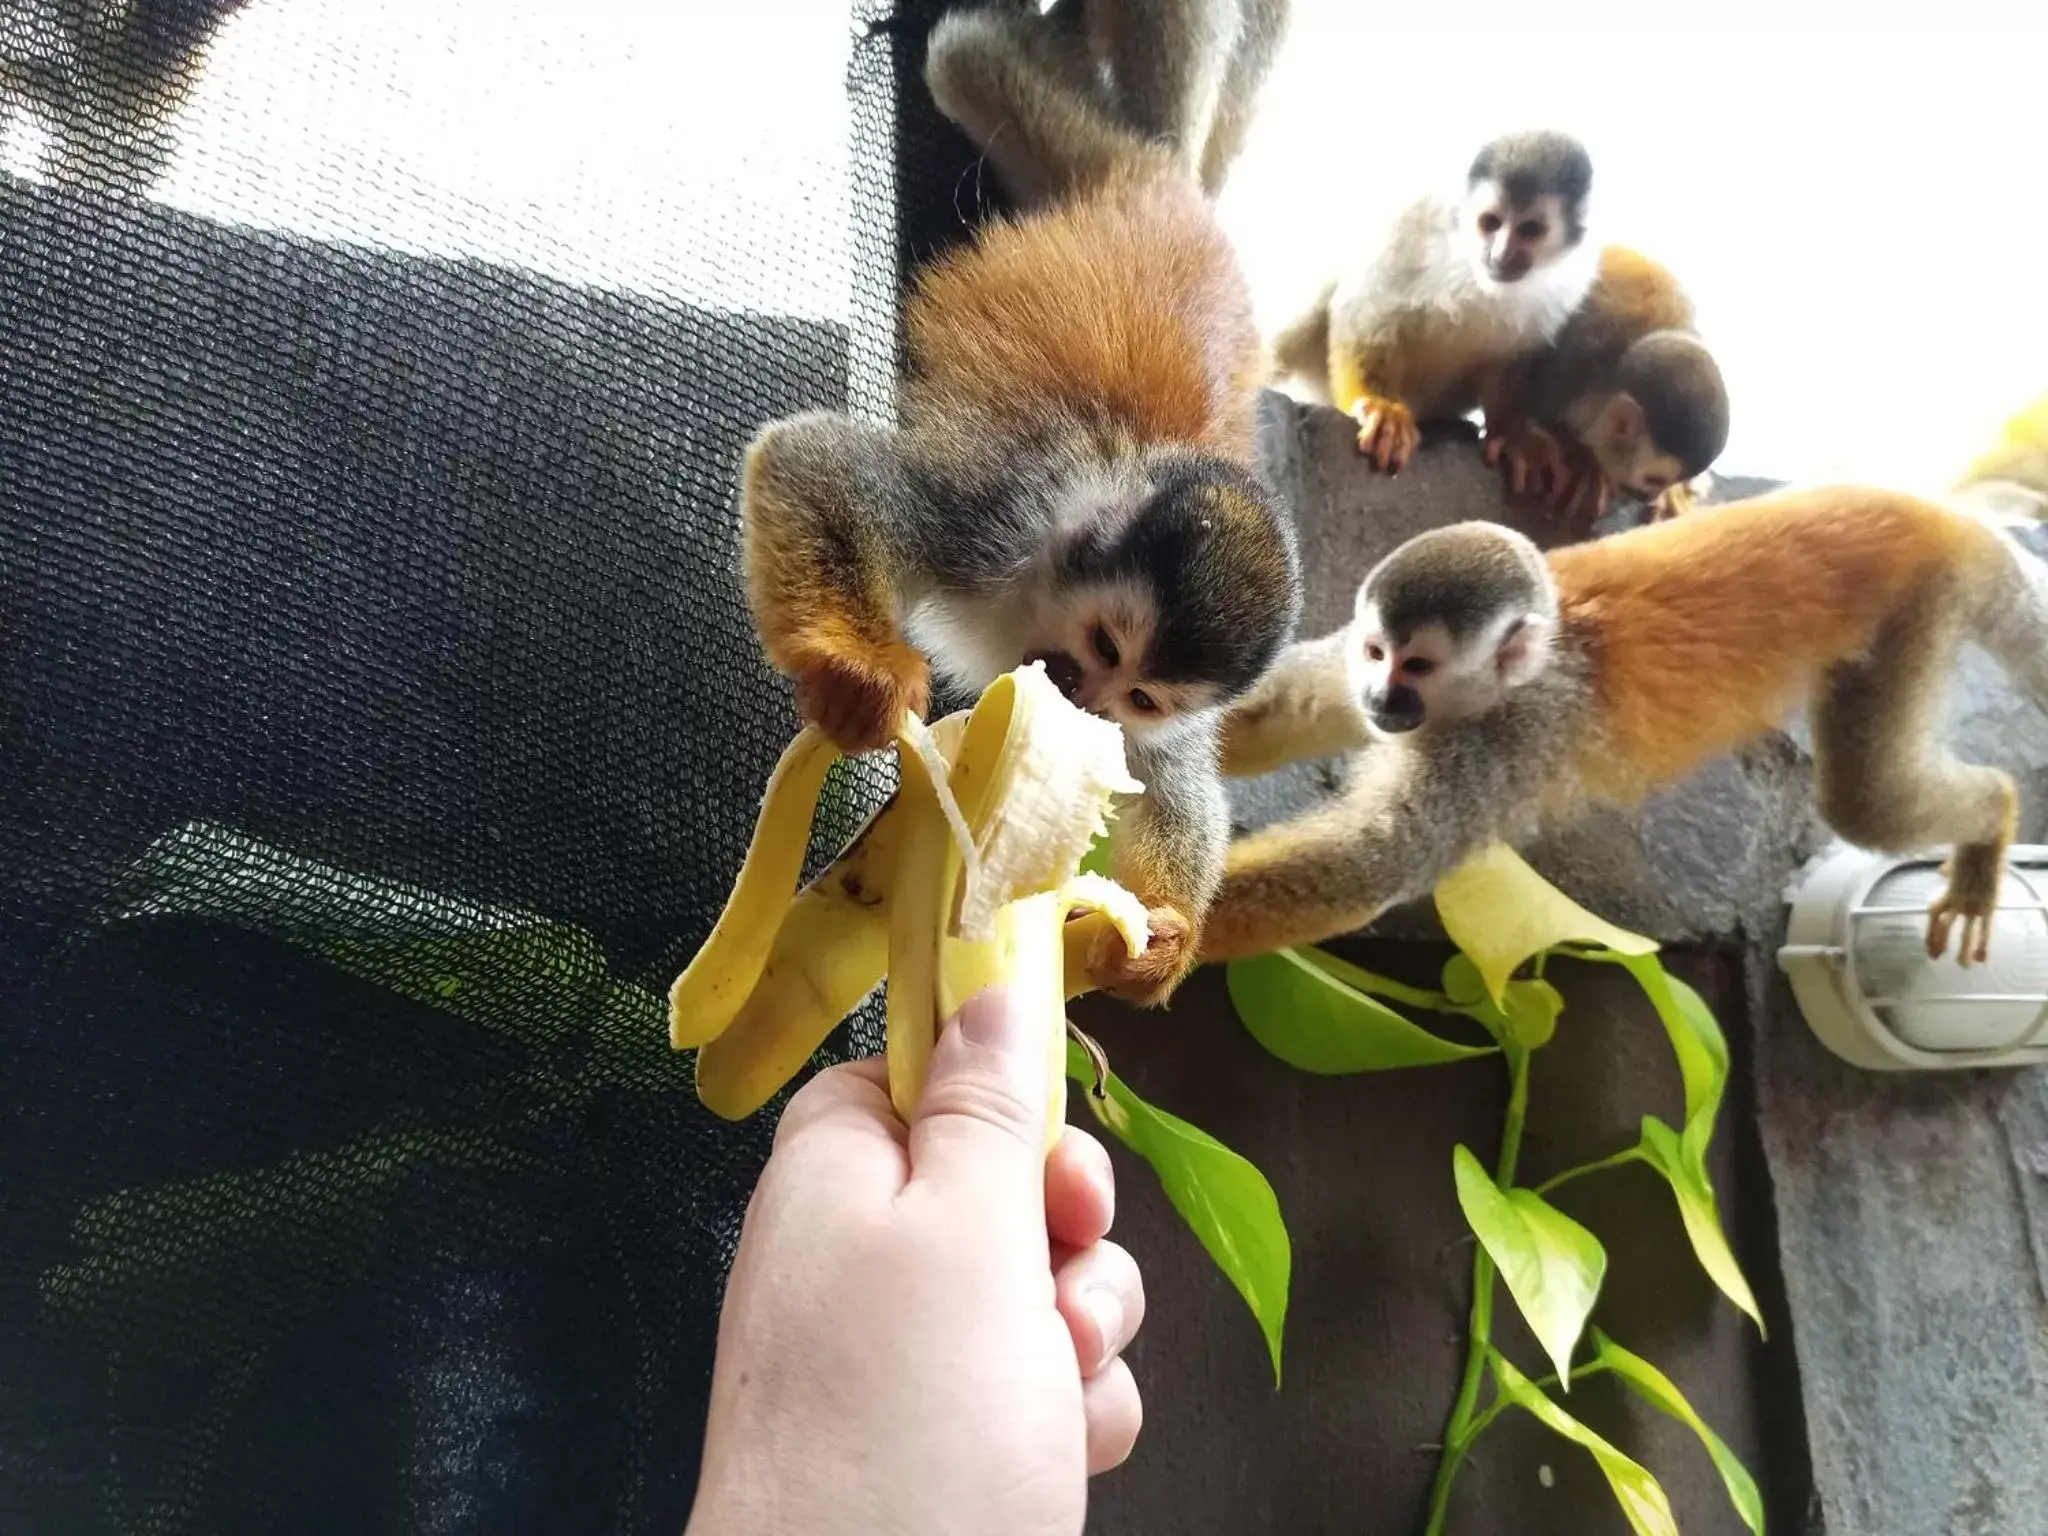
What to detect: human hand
<box><xmin>686</xmin><ymin>987</ymin><xmax>1147</xmax><ymax>1536</ymax></box>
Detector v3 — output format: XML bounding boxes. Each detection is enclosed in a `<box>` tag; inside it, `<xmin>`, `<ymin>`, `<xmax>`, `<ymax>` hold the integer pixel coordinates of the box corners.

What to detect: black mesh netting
<box><xmin>0</xmin><ymin>3</ymin><xmax>996</xmax><ymax>1529</ymax></box>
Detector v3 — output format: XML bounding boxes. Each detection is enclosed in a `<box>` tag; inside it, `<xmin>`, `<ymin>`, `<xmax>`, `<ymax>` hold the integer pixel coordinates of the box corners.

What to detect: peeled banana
<box><xmin>673</xmin><ymin>663</ymin><xmax>1151</xmax><ymax>1146</ymax></box>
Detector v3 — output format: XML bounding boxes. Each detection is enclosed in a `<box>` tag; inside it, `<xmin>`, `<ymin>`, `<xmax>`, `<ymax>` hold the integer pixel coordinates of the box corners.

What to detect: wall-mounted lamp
<box><xmin>1778</xmin><ymin>842</ymin><xmax>2048</xmax><ymax>1071</ymax></box>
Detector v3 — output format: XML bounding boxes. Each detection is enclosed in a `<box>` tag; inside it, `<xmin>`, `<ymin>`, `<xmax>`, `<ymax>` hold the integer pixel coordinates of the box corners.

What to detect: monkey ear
<box><xmin>1597</xmin><ymin>392</ymin><xmax>1646</xmax><ymax>450</ymax></box>
<box><xmin>1494</xmin><ymin>612</ymin><xmax>1555</xmax><ymax>688</ymax></box>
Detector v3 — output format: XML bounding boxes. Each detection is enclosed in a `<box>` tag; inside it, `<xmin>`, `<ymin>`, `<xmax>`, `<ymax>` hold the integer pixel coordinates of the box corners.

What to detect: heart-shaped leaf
<box><xmin>1636</xmin><ymin>1116</ymin><xmax>1764</xmax><ymax>1332</ymax></box>
<box><xmin>1488</xmin><ymin>1351</ymin><xmax>1680</xmax><ymax>1536</ymax></box>
<box><xmin>1591</xmin><ymin>1331</ymin><xmax>1765</xmax><ymax>1534</ymax></box>
<box><xmin>1434</xmin><ymin>842</ymin><xmax>1656</xmax><ymax>1001</ymax></box>
<box><xmin>1226</xmin><ymin>950</ymin><xmax>1494</xmax><ymax>1074</ymax></box>
<box><xmin>1611</xmin><ymin>956</ymin><xmax>1729</xmax><ymax>1157</ymax></box>
<box><xmin>1452</xmin><ymin>1145</ymin><xmax>1605</xmax><ymax>1380</ymax></box>
<box><xmin>1068</xmin><ymin>1041</ymin><xmax>1290</xmax><ymax>1384</ymax></box>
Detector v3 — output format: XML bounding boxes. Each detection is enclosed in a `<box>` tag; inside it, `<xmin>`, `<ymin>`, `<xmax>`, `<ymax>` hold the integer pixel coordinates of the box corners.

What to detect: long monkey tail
<box><xmin>1963</xmin><ymin>509</ymin><xmax>2048</xmax><ymax>716</ymax></box>
<box><xmin>923</xmin><ymin>8</ymin><xmax>1178</xmax><ymax>209</ymax></box>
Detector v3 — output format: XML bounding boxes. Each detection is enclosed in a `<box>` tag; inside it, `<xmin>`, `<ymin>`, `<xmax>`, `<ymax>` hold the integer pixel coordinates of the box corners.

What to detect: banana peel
<box><xmin>674</xmin><ymin>663</ymin><xmax>1151</xmax><ymax>1147</ymax></box>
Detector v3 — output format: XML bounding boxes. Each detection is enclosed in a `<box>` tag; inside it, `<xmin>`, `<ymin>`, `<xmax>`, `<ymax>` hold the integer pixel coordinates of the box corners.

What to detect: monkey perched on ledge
<box><xmin>1206</xmin><ymin>489</ymin><xmax>2048</xmax><ymax>968</ymax></box>
<box><xmin>1482</xmin><ymin>246</ymin><xmax>1729</xmax><ymax>527</ymax></box>
<box><xmin>738</xmin><ymin>1</ymin><xmax>1300</xmax><ymax>1007</ymax></box>
<box><xmin>1268</xmin><ymin>130</ymin><xmax>1598</xmax><ymax>475</ymax></box>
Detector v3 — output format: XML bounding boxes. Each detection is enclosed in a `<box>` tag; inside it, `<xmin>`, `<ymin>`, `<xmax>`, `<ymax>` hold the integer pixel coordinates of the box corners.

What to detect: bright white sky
<box><xmin>6</xmin><ymin>0</ymin><xmax>2040</xmax><ymax>490</ymax></box>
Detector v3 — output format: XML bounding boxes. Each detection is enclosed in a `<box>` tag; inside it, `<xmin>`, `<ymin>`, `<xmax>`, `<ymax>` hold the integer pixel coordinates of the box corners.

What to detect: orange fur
<box><xmin>906</xmin><ymin>167</ymin><xmax>1264</xmax><ymax>460</ymax></box>
<box><xmin>1552</xmin><ymin>487</ymin><xmax>1999</xmax><ymax>795</ymax></box>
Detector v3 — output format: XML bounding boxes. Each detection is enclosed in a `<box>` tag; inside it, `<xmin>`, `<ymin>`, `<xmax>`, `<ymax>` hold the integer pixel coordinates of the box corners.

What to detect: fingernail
<box><xmin>1084</xmin><ymin>1136</ymin><xmax>1117</xmax><ymax>1227</ymax></box>
<box><xmin>1084</xmin><ymin>1287</ymin><xmax>1126</xmax><ymax>1370</ymax></box>
<box><xmin>955</xmin><ymin>986</ymin><xmax>1029</xmax><ymax>1054</ymax></box>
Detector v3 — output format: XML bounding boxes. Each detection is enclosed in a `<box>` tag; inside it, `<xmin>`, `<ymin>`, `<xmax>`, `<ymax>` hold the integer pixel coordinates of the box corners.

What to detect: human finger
<box><xmin>771</xmin><ymin>1056</ymin><xmax>906</xmax><ymax>1162</ymax></box>
<box><xmin>906</xmin><ymin>987</ymin><xmax>1049</xmax><ymax>1208</ymax></box>
<box><xmin>1045</xmin><ymin>1125</ymin><xmax>1115</xmax><ymax>1250</ymax></box>
<box><xmin>1082</xmin><ymin>1357</ymin><xmax>1143</xmax><ymax>1474</ymax></box>
<box><xmin>1055</xmin><ymin>1238</ymin><xmax>1145</xmax><ymax>1379</ymax></box>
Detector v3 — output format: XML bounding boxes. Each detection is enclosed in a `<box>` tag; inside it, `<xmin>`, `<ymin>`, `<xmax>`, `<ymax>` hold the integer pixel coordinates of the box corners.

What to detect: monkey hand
<box><xmin>1926</xmin><ymin>844</ymin><xmax>2003</xmax><ymax>967</ymax></box>
<box><xmin>1081</xmin><ymin>904</ymin><xmax>1196</xmax><ymax>1008</ymax></box>
<box><xmin>791</xmin><ymin>642</ymin><xmax>932</xmax><ymax>754</ymax></box>
<box><xmin>1547</xmin><ymin>457</ymin><xmax>1612</xmax><ymax>537</ymax></box>
<box><xmin>1349</xmin><ymin>394</ymin><xmax>1420</xmax><ymax>474</ymax></box>
<box><xmin>1492</xmin><ymin>423</ymin><xmax>1572</xmax><ymax>502</ymax></box>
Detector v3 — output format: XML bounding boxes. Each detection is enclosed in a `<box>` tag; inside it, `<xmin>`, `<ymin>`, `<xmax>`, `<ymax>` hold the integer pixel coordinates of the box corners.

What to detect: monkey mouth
<box><xmin>1022</xmin><ymin>648</ymin><xmax>1084</xmax><ymax>702</ymax></box>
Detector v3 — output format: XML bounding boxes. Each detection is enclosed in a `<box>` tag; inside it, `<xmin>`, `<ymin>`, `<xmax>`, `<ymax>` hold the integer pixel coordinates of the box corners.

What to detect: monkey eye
<box><xmin>1090</xmin><ymin>624</ymin><xmax>1120</xmax><ymax>667</ymax></box>
<box><xmin>1515</xmin><ymin>220</ymin><xmax>1545</xmax><ymax>241</ymax></box>
<box><xmin>1477</xmin><ymin>212</ymin><xmax>1502</xmax><ymax>235</ymax></box>
<box><xmin>1402</xmin><ymin>657</ymin><xmax>1437</xmax><ymax>678</ymax></box>
<box><xmin>1128</xmin><ymin>688</ymin><xmax>1159</xmax><ymax>714</ymax></box>
<box><xmin>1364</xmin><ymin>641</ymin><xmax>1387</xmax><ymax>662</ymax></box>
<box><xmin>1641</xmin><ymin>476</ymin><xmax>1669</xmax><ymax>493</ymax></box>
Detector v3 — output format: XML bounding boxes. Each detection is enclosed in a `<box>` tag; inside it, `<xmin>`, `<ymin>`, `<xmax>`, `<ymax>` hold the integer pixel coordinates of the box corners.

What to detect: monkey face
<box><xmin>1349</xmin><ymin>615</ymin><xmax>1458</xmax><ymax>735</ymax></box>
<box><xmin>1351</xmin><ymin>527</ymin><xmax>1559</xmax><ymax>736</ymax></box>
<box><xmin>1462</xmin><ymin>187</ymin><xmax>1579</xmax><ymax>286</ymax></box>
<box><xmin>1585</xmin><ymin>391</ymin><xmax>1689</xmax><ymax>504</ymax></box>
<box><xmin>1023</xmin><ymin>583</ymin><xmax>1219</xmax><ymax>737</ymax></box>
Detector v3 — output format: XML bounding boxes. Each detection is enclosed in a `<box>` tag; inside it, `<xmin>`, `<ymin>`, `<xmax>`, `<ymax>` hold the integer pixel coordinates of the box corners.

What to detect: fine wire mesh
<box><xmin>0</xmin><ymin>2</ymin><xmax>911</xmax><ymax>1529</ymax></box>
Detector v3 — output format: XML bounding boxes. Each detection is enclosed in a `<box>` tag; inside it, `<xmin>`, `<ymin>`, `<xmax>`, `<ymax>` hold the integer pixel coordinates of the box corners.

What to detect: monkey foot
<box><xmin>1926</xmin><ymin>847</ymin><xmax>2003</xmax><ymax>967</ymax></box>
<box><xmin>1349</xmin><ymin>395</ymin><xmax>1419</xmax><ymax>474</ymax></box>
<box><xmin>1084</xmin><ymin>905</ymin><xmax>1195</xmax><ymax>1008</ymax></box>
<box><xmin>792</xmin><ymin>644</ymin><xmax>931</xmax><ymax>754</ymax></box>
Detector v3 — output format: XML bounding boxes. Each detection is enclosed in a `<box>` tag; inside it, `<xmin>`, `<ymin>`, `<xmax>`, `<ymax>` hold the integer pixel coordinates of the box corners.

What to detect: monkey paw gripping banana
<box><xmin>670</xmin><ymin>663</ymin><xmax>1151</xmax><ymax>1148</ymax></box>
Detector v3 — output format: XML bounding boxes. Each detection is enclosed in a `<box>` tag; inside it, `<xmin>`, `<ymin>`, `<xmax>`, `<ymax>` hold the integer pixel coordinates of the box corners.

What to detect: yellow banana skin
<box><xmin>669</xmin><ymin>727</ymin><xmax>840</xmax><ymax>1049</ymax></box>
<box><xmin>885</xmin><ymin>722</ymin><xmax>963</xmax><ymax>1121</ymax></box>
<box><xmin>674</xmin><ymin>663</ymin><xmax>1151</xmax><ymax>1143</ymax></box>
<box><xmin>693</xmin><ymin>792</ymin><xmax>904</xmax><ymax>1119</ymax></box>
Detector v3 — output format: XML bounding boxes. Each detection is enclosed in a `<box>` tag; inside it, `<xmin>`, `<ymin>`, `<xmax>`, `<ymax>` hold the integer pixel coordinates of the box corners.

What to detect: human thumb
<box><xmin>906</xmin><ymin>985</ymin><xmax>1052</xmax><ymax>1206</ymax></box>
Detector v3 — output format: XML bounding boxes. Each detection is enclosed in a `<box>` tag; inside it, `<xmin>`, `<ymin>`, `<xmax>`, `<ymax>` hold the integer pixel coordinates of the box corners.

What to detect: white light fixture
<box><xmin>1778</xmin><ymin>842</ymin><xmax>2048</xmax><ymax>1071</ymax></box>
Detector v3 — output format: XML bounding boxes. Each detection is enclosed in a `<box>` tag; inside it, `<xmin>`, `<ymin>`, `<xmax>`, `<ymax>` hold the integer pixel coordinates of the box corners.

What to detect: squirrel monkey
<box><xmin>1</xmin><ymin>0</ymin><xmax>250</xmax><ymax>188</ymax></box>
<box><xmin>1482</xmin><ymin>246</ymin><xmax>1729</xmax><ymax>527</ymax></box>
<box><xmin>739</xmin><ymin>6</ymin><xmax>1302</xmax><ymax>1007</ymax></box>
<box><xmin>925</xmin><ymin>0</ymin><xmax>1291</xmax><ymax>202</ymax></box>
<box><xmin>1205</xmin><ymin>491</ymin><xmax>2048</xmax><ymax>968</ymax></box>
<box><xmin>1268</xmin><ymin>130</ymin><xmax>1598</xmax><ymax>474</ymax></box>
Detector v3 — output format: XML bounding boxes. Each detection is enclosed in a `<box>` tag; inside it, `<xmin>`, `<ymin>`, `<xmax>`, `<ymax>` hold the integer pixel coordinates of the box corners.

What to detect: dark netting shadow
<box><xmin>0</xmin><ymin>4</ymin><xmax>934</xmax><ymax>1529</ymax></box>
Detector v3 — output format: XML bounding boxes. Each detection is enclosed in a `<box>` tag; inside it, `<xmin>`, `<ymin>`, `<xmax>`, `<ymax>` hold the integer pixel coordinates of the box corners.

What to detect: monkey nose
<box><xmin>1368</xmin><ymin>689</ymin><xmax>1424</xmax><ymax>734</ymax></box>
<box><xmin>1024</xmin><ymin>649</ymin><xmax>1084</xmax><ymax>702</ymax></box>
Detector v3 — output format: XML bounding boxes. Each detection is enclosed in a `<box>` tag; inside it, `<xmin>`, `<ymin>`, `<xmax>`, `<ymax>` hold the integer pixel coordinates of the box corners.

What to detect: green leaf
<box><xmin>1499</xmin><ymin>978</ymin><xmax>1564</xmax><ymax>1050</ymax></box>
<box><xmin>1225</xmin><ymin>949</ymin><xmax>1495</xmax><ymax>1074</ymax></box>
<box><xmin>1434</xmin><ymin>842</ymin><xmax>1656</xmax><ymax>1001</ymax></box>
<box><xmin>1488</xmin><ymin>1351</ymin><xmax>1680</xmax><ymax>1536</ymax></box>
<box><xmin>1078</xmin><ymin>828</ymin><xmax>1117</xmax><ymax>881</ymax></box>
<box><xmin>1294</xmin><ymin>948</ymin><xmax>1454</xmax><ymax>1013</ymax></box>
<box><xmin>1612</xmin><ymin>955</ymin><xmax>1728</xmax><ymax>1157</ymax></box>
<box><xmin>1591</xmin><ymin>1331</ymin><xmax>1765</xmax><ymax>1534</ymax></box>
<box><xmin>1636</xmin><ymin>1117</ymin><xmax>1765</xmax><ymax>1332</ymax></box>
<box><xmin>98</xmin><ymin>821</ymin><xmax>678</xmax><ymax>1087</ymax></box>
<box><xmin>1452</xmin><ymin>1146</ymin><xmax>1605</xmax><ymax>1381</ymax></box>
<box><xmin>1068</xmin><ymin>1040</ymin><xmax>1290</xmax><ymax>1385</ymax></box>
<box><xmin>43</xmin><ymin>1128</ymin><xmax>527</xmax><ymax>1349</ymax></box>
